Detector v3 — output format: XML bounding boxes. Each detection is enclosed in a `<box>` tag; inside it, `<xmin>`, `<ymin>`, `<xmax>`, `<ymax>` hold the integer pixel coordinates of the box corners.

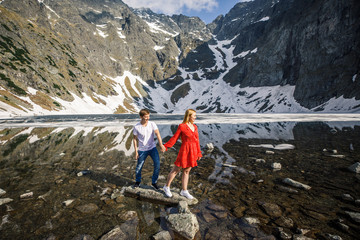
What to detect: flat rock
<box><xmin>202</xmin><ymin>211</ymin><xmax>217</xmax><ymax>222</ymax></box>
<box><xmin>75</xmin><ymin>203</ymin><xmax>99</xmax><ymax>214</ymax></box>
<box><xmin>123</xmin><ymin>185</ymin><xmax>198</xmax><ymax>206</ymax></box>
<box><xmin>206</xmin><ymin>203</ymin><xmax>226</xmax><ymax>212</ymax></box>
<box><xmin>259</xmin><ymin>202</ymin><xmax>282</xmax><ymax>217</ymax></box>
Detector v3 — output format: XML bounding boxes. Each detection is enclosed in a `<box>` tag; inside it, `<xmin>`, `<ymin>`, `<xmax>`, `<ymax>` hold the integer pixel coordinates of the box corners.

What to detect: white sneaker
<box><xmin>163</xmin><ymin>185</ymin><xmax>172</xmax><ymax>197</ymax></box>
<box><xmin>180</xmin><ymin>190</ymin><xmax>194</xmax><ymax>200</ymax></box>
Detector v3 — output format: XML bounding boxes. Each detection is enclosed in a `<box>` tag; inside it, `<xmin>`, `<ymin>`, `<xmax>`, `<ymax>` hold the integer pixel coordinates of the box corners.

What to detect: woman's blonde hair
<box><xmin>182</xmin><ymin>109</ymin><xmax>196</xmax><ymax>123</ymax></box>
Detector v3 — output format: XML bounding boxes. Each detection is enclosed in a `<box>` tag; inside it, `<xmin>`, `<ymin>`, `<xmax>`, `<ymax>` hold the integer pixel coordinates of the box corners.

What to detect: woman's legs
<box><xmin>165</xmin><ymin>165</ymin><xmax>181</xmax><ymax>187</ymax></box>
<box><xmin>181</xmin><ymin>167</ymin><xmax>192</xmax><ymax>190</ymax></box>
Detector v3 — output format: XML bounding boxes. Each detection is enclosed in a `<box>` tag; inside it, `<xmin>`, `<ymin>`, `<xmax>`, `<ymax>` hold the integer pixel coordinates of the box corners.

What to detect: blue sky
<box><xmin>122</xmin><ymin>0</ymin><xmax>253</xmax><ymax>24</ymax></box>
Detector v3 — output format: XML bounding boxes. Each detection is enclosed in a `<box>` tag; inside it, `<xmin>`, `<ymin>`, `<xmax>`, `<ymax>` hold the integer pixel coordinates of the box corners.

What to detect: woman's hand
<box><xmin>135</xmin><ymin>151</ymin><xmax>139</xmax><ymax>160</ymax></box>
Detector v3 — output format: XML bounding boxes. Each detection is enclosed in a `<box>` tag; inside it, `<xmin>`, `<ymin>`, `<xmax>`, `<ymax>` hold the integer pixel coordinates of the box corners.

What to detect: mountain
<box><xmin>0</xmin><ymin>0</ymin><xmax>359</xmax><ymax>117</ymax></box>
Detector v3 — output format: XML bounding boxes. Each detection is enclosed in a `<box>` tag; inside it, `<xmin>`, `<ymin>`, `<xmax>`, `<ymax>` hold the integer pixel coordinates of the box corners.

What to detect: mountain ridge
<box><xmin>0</xmin><ymin>0</ymin><xmax>359</xmax><ymax>117</ymax></box>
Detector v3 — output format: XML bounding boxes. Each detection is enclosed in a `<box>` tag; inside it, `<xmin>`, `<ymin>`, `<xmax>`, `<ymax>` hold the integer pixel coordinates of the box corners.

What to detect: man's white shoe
<box><xmin>180</xmin><ymin>190</ymin><xmax>194</xmax><ymax>200</ymax></box>
<box><xmin>163</xmin><ymin>185</ymin><xmax>172</xmax><ymax>197</ymax></box>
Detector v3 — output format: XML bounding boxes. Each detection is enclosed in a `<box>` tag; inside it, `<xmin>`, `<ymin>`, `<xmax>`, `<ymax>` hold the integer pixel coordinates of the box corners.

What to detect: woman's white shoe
<box><xmin>180</xmin><ymin>190</ymin><xmax>194</xmax><ymax>200</ymax></box>
<box><xmin>163</xmin><ymin>185</ymin><xmax>172</xmax><ymax>197</ymax></box>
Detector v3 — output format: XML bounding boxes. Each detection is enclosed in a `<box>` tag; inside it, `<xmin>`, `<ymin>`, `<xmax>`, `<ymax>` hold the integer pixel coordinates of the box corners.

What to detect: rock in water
<box><xmin>0</xmin><ymin>188</ymin><xmax>6</xmax><ymax>197</ymax></box>
<box><xmin>123</xmin><ymin>185</ymin><xmax>198</xmax><ymax>206</ymax></box>
<box><xmin>99</xmin><ymin>226</ymin><xmax>125</xmax><ymax>240</ymax></box>
<box><xmin>283</xmin><ymin>178</ymin><xmax>311</xmax><ymax>190</ymax></box>
<box><xmin>0</xmin><ymin>198</ymin><xmax>13</xmax><ymax>205</ymax></box>
<box><xmin>348</xmin><ymin>162</ymin><xmax>360</xmax><ymax>173</ymax></box>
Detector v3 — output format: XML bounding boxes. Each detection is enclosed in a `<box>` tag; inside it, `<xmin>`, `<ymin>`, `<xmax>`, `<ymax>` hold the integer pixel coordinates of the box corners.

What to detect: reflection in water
<box><xmin>0</xmin><ymin>115</ymin><xmax>360</xmax><ymax>239</ymax></box>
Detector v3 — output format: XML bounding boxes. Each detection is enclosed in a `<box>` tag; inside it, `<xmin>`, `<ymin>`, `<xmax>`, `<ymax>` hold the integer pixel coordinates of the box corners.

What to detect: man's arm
<box><xmin>133</xmin><ymin>134</ymin><xmax>139</xmax><ymax>160</ymax></box>
<box><xmin>154</xmin><ymin>129</ymin><xmax>166</xmax><ymax>152</ymax></box>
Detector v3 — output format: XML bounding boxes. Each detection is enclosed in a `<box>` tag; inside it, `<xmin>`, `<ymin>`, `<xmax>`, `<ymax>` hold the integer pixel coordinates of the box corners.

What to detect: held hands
<box><xmin>160</xmin><ymin>144</ymin><xmax>166</xmax><ymax>153</ymax></box>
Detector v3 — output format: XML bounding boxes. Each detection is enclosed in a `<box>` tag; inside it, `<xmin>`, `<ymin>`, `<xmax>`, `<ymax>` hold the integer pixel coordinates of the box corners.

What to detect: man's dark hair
<box><xmin>139</xmin><ymin>109</ymin><xmax>150</xmax><ymax>117</ymax></box>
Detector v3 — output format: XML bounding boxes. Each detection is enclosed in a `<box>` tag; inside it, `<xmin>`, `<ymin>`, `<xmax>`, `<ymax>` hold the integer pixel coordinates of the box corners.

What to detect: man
<box><xmin>133</xmin><ymin>109</ymin><xmax>166</xmax><ymax>190</ymax></box>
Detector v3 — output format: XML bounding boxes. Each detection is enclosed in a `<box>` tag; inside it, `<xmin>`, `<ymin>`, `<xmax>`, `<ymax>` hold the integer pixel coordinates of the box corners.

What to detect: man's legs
<box><xmin>149</xmin><ymin>147</ymin><xmax>160</xmax><ymax>184</ymax></box>
<box><xmin>135</xmin><ymin>150</ymin><xmax>149</xmax><ymax>183</ymax></box>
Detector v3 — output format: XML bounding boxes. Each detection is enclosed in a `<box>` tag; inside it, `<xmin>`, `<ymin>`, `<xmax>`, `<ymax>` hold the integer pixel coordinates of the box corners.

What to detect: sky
<box><xmin>122</xmin><ymin>0</ymin><xmax>253</xmax><ymax>24</ymax></box>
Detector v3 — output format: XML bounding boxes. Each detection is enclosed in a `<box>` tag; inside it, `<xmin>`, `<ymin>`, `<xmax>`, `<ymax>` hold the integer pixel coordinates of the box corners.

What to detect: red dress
<box><xmin>164</xmin><ymin>123</ymin><xmax>202</xmax><ymax>168</ymax></box>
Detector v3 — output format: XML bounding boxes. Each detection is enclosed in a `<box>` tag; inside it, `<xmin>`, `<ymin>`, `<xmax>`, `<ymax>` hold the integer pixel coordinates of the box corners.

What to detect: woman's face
<box><xmin>189</xmin><ymin>113</ymin><xmax>196</xmax><ymax>123</ymax></box>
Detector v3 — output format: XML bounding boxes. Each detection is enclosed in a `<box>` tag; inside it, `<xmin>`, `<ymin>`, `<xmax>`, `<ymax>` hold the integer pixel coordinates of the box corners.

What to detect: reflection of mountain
<box><xmin>1</xmin><ymin>120</ymin><xmax>359</xmax><ymax>157</ymax></box>
<box><xmin>1</xmin><ymin>118</ymin><xmax>359</xmax><ymax>185</ymax></box>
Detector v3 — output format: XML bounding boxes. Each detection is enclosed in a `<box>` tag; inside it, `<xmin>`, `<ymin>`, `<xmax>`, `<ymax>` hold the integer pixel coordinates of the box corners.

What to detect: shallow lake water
<box><xmin>0</xmin><ymin>114</ymin><xmax>360</xmax><ymax>239</ymax></box>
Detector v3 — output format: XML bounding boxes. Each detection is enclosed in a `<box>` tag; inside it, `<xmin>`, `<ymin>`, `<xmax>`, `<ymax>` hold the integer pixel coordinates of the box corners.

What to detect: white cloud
<box><xmin>122</xmin><ymin>0</ymin><xmax>218</xmax><ymax>15</ymax></box>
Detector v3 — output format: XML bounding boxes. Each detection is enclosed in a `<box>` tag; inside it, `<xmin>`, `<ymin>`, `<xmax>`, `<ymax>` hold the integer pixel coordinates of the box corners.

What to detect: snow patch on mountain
<box><xmin>145</xmin><ymin>21</ymin><xmax>178</xmax><ymax>36</ymax></box>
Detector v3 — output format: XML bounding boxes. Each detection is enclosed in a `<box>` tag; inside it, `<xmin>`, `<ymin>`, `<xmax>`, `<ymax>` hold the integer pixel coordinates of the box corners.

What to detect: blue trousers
<box><xmin>135</xmin><ymin>147</ymin><xmax>160</xmax><ymax>184</ymax></box>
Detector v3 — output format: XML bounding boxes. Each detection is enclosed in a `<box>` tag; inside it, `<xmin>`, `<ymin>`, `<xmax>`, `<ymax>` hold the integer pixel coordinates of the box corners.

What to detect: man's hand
<box><xmin>160</xmin><ymin>144</ymin><xmax>166</xmax><ymax>152</ymax></box>
<box><xmin>135</xmin><ymin>151</ymin><xmax>139</xmax><ymax>160</ymax></box>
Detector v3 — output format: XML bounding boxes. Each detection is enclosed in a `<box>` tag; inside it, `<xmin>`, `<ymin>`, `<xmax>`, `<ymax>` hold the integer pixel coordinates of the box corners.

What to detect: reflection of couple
<box><xmin>132</xmin><ymin>109</ymin><xmax>202</xmax><ymax>199</ymax></box>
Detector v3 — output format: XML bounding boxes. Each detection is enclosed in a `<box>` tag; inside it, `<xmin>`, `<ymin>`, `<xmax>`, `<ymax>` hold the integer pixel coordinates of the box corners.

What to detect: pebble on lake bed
<box><xmin>20</xmin><ymin>192</ymin><xmax>33</xmax><ymax>199</ymax></box>
<box><xmin>348</xmin><ymin>162</ymin><xmax>360</xmax><ymax>173</ymax></box>
<box><xmin>0</xmin><ymin>198</ymin><xmax>13</xmax><ymax>205</ymax></box>
<box><xmin>283</xmin><ymin>178</ymin><xmax>311</xmax><ymax>190</ymax></box>
<box><xmin>271</xmin><ymin>162</ymin><xmax>282</xmax><ymax>170</ymax></box>
<box><xmin>0</xmin><ymin>188</ymin><xmax>6</xmax><ymax>197</ymax></box>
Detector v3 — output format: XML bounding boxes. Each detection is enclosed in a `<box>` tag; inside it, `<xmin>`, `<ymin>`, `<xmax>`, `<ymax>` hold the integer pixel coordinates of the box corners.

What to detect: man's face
<box><xmin>141</xmin><ymin>114</ymin><xmax>150</xmax><ymax>123</ymax></box>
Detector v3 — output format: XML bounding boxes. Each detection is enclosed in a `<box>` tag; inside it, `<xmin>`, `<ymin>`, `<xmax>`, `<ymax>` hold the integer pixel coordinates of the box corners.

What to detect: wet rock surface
<box><xmin>0</xmin><ymin>121</ymin><xmax>359</xmax><ymax>239</ymax></box>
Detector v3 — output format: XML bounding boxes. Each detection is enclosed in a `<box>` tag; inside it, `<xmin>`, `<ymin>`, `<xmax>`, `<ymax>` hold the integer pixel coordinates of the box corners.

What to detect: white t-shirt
<box><xmin>133</xmin><ymin>121</ymin><xmax>158</xmax><ymax>151</ymax></box>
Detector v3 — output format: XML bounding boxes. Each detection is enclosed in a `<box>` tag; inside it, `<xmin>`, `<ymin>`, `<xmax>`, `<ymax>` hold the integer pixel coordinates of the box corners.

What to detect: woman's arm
<box><xmin>154</xmin><ymin>129</ymin><xmax>166</xmax><ymax>152</ymax></box>
<box><xmin>164</xmin><ymin>125</ymin><xmax>182</xmax><ymax>150</ymax></box>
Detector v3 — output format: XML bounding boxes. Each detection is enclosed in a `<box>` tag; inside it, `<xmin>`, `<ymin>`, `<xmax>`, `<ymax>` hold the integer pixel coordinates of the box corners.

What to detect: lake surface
<box><xmin>0</xmin><ymin>114</ymin><xmax>360</xmax><ymax>239</ymax></box>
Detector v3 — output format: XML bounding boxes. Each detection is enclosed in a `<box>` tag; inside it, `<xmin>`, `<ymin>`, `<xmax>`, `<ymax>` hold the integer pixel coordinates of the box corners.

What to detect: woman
<box><xmin>163</xmin><ymin>109</ymin><xmax>202</xmax><ymax>199</ymax></box>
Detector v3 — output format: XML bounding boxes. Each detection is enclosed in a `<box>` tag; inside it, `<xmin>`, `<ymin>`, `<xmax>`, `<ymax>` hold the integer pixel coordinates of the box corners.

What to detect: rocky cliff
<box><xmin>0</xmin><ymin>0</ymin><xmax>359</xmax><ymax>116</ymax></box>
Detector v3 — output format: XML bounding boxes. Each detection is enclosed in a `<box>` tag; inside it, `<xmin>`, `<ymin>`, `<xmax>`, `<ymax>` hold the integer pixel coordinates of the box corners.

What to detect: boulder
<box><xmin>166</xmin><ymin>201</ymin><xmax>199</xmax><ymax>240</ymax></box>
<box><xmin>166</xmin><ymin>213</ymin><xmax>199</xmax><ymax>240</ymax></box>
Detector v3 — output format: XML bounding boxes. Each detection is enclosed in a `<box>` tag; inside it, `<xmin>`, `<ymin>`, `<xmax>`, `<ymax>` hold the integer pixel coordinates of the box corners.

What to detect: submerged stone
<box><xmin>0</xmin><ymin>198</ymin><xmax>13</xmax><ymax>206</ymax></box>
<box><xmin>99</xmin><ymin>226</ymin><xmax>125</xmax><ymax>240</ymax></box>
<box><xmin>283</xmin><ymin>178</ymin><xmax>311</xmax><ymax>190</ymax></box>
<box><xmin>0</xmin><ymin>188</ymin><xmax>6</xmax><ymax>197</ymax></box>
<box><xmin>348</xmin><ymin>162</ymin><xmax>360</xmax><ymax>173</ymax></box>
